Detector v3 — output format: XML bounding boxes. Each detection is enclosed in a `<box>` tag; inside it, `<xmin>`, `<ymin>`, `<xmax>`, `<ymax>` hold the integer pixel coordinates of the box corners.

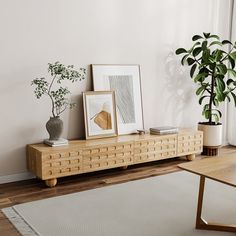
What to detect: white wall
<box><xmin>0</xmin><ymin>0</ymin><xmax>232</xmax><ymax>179</ymax></box>
<box><xmin>228</xmin><ymin>0</ymin><xmax>236</xmax><ymax>145</ymax></box>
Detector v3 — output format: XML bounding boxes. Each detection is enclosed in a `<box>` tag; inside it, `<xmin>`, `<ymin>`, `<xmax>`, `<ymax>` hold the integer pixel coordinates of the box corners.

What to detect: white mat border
<box><xmin>2</xmin><ymin>207</ymin><xmax>40</xmax><ymax>236</ymax></box>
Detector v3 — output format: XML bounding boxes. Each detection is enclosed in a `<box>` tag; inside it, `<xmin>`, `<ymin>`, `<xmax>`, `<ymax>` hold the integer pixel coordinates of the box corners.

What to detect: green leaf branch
<box><xmin>31</xmin><ymin>61</ymin><xmax>86</xmax><ymax>117</ymax></box>
<box><xmin>176</xmin><ymin>33</ymin><xmax>236</xmax><ymax>124</ymax></box>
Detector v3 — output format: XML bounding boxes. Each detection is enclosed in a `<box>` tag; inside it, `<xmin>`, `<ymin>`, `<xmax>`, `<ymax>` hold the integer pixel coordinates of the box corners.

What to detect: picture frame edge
<box><xmin>82</xmin><ymin>91</ymin><xmax>118</xmax><ymax>140</ymax></box>
<box><xmin>91</xmin><ymin>64</ymin><xmax>144</xmax><ymax>134</ymax></box>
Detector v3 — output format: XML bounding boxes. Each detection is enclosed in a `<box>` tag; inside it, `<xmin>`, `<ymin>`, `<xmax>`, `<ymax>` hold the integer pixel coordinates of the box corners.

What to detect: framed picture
<box><xmin>83</xmin><ymin>91</ymin><xmax>118</xmax><ymax>139</ymax></box>
<box><xmin>91</xmin><ymin>64</ymin><xmax>144</xmax><ymax>135</ymax></box>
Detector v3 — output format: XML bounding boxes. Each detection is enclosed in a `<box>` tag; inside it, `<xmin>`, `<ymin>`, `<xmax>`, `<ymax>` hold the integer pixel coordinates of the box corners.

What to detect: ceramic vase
<box><xmin>46</xmin><ymin>116</ymin><xmax>63</xmax><ymax>140</ymax></box>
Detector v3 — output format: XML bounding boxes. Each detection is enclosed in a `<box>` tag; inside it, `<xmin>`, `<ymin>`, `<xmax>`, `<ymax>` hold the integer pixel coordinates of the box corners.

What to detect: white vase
<box><xmin>198</xmin><ymin>123</ymin><xmax>222</xmax><ymax>147</ymax></box>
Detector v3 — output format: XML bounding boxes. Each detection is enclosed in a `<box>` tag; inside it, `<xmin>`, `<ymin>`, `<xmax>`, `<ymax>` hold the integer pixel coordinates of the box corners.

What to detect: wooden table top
<box><xmin>178</xmin><ymin>156</ymin><xmax>236</xmax><ymax>188</ymax></box>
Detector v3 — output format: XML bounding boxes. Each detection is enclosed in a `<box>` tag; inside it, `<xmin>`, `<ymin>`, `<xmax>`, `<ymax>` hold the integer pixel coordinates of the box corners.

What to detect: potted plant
<box><xmin>176</xmin><ymin>33</ymin><xmax>236</xmax><ymax>154</ymax></box>
<box><xmin>31</xmin><ymin>61</ymin><xmax>86</xmax><ymax>140</ymax></box>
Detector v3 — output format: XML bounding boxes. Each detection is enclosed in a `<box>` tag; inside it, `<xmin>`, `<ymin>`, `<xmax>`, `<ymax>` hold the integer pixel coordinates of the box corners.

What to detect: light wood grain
<box><xmin>45</xmin><ymin>178</ymin><xmax>57</xmax><ymax>187</ymax></box>
<box><xmin>1</xmin><ymin>145</ymin><xmax>236</xmax><ymax>236</ymax></box>
<box><xmin>186</xmin><ymin>154</ymin><xmax>195</xmax><ymax>161</ymax></box>
<box><xmin>27</xmin><ymin>129</ymin><xmax>203</xmax><ymax>187</ymax></box>
<box><xmin>179</xmin><ymin>155</ymin><xmax>236</xmax><ymax>233</ymax></box>
<box><xmin>179</xmin><ymin>156</ymin><xmax>236</xmax><ymax>187</ymax></box>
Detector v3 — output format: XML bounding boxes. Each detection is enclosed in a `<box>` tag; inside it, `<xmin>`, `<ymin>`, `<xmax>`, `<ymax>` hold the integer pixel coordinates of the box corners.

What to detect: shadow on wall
<box><xmin>66</xmin><ymin>64</ymin><xmax>92</xmax><ymax>140</ymax></box>
<box><xmin>163</xmin><ymin>49</ymin><xmax>196</xmax><ymax>127</ymax></box>
<box><xmin>66</xmin><ymin>94</ymin><xmax>85</xmax><ymax>139</ymax></box>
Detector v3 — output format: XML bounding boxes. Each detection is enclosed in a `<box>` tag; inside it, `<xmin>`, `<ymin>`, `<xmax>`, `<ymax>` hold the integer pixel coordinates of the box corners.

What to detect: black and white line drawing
<box><xmin>108</xmin><ymin>75</ymin><xmax>136</xmax><ymax>124</ymax></box>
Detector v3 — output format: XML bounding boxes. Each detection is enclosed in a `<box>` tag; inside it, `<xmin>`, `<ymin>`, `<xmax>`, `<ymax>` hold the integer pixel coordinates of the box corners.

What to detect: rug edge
<box><xmin>2</xmin><ymin>207</ymin><xmax>39</xmax><ymax>236</ymax></box>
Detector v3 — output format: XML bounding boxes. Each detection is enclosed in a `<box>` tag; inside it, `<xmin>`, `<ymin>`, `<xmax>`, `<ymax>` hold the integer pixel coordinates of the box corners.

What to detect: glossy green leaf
<box><xmin>202</xmin><ymin>48</ymin><xmax>210</xmax><ymax>62</ymax></box>
<box><xmin>187</xmin><ymin>58</ymin><xmax>195</xmax><ymax>65</ymax></box>
<box><xmin>226</xmin><ymin>95</ymin><xmax>231</xmax><ymax>102</ymax></box>
<box><xmin>192</xmin><ymin>47</ymin><xmax>202</xmax><ymax>57</ymax></box>
<box><xmin>227</xmin><ymin>78</ymin><xmax>234</xmax><ymax>86</ymax></box>
<box><xmin>209</xmin><ymin>41</ymin><xmax>222</xmax><ymax>47</ymax></box>
<box><xmin>216</xmin><ymin>77</ymin><xmax>225</xmax><ymax>91</ymax></box>
<box><xmin>196</xmin><ymin>86</ymin><xmax>205</xmax><ymax>95</ymax></box>
<box><xmin>192</xmin><ymin>35</ymin><xmax>203</xmax><ymax>41</ymax></box>
<box><xmin>208</xmin><ymin>35</ymin><xmax>220</xmax><ymax>40</ymax></box>
<box><xmin>217</xmin><ymin>64</ymin><xmax>227</xmax><ymax>75</ymax></box>
<box><xmin>194</xmin><ymin>73</ymin><xmax>208</xmax><ymax>83</ymax></box>
<box><xmin>190</xmin><ymin>64</ymin><xmax>197</xmax><ymax>78</ymax></box>
<box><xmin>229</xmin><ymin>56</ymin><xmax>235</xmax><ymax>69</ymax></box>
<box><xmin>203</xmin><ymin>33</ymin><xmax>210</xmax><ymax>38</ymax></box>
<box><xmin>214</xmin><ymin>50</ymin><xmax>223</xmax><ymax>61</ymax></box>
<box><xmin>216</xmin><ymin>89</ymin><xmax>225</xmax><ymax>102</ymax></box>
<box><xmin>181</xmin><ymin>54</ymin><xmax>189</xmax><ymax>65</ymax></box>
<box><xmin>204</xmin><ymin>110</ymin><xmax>211</xmax><ymax>119</ymax></box>
<box><xmin>176</xmin><ymin>48</ymin><xmax>187</xmax><ymax>55</ymax></box>
<box><xmin>202</xmin><ymin>40</ymin><xmax>208</xmax><ymax>49</ymax></box>
<box><xmin>213</xmin><ymin>98</ymin><xmax>219</xmax><ymax>106</ymax></box>
<box><xmin>214</xmin><ymin>109</ymin><xmax>222</xmax><ymax>117</ymax></box>
<box><xmin>188</xmin><ymin>42</ymin><xmax>201</xmax><ymax>53</ymax></box>
<box><xmin>222</xmin><ymin>40</ymin><xmax>233</xmax><ymax>45</ymax></box>
<box><xmin>231</xmin><ymin>92</ymin><xmax>236</xmax><ymax>106</ymax></box>
<box><xmin>203</xmin><ymin>104</ymin><xmax>209</xmax><ymax>111</ymax></box>
<box><xmin>228</xmin><ymin>69</ymin><xmax>236</xmax><ymax>77</ymax></box>
<box><xmin>212</xmin><ymin>114</ymin><xmax>219</xmax><ymax>123</ymax></box>
<box><xmin>199</xmin><ymin>95</ymin><xmax>209</xmax><ymax>105</ymax></box>
<box><xmin>230</xmin><ymin>52</ymin><xmax>236</xmax><ymax>61</ymax></box>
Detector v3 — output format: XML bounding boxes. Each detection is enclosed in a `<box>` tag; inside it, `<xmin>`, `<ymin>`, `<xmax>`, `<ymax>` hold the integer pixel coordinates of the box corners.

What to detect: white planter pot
<box><xmin>227</xmin><ymin>102</ymin><xmax>236</xmax><ymax>146</ymax></box>
<box><xmin>198</xmin><ymin>123</ymin><xmax>222</xmax><ymax>147</ymax></box>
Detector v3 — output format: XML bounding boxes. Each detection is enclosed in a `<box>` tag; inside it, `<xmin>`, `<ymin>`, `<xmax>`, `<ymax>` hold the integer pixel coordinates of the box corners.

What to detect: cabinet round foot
<box><xmin>45</xmin><ymin>178</ymin><xmax>57</xmax><ymax>187</ymax></box>
<box><xmin>121</xmin><ymin>166</ymin><xmax>128</xmax><ymax>170</ymax></box>
<box><xmin>186</xmin><ymin>154</ymin><xmax>195</xmax><ymax>161</ymax></box>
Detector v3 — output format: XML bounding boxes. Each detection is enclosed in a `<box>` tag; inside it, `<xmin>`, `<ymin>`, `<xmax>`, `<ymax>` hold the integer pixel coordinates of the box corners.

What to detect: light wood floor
<box><xmin>1</xmin><ymin>146</ymin><xmax>236</xmax><ymax>235</ymax></box>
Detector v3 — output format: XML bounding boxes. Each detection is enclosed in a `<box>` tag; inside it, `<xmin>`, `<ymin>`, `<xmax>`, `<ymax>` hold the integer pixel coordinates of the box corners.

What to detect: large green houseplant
<box><xmin>176</xmin><ymin>33</ymin><xmax>236</xmax><ymax>150</ymax></box>
<box><xmin>31</xmin><ymin>61</ymin><xmax>86</xmax><ymax>141</ymax></box>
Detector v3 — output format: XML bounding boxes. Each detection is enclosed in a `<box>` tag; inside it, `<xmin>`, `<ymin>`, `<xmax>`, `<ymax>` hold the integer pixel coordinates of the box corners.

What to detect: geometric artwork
<box><xmin>83</xmin><ymin>91</ymin><xmax>118</xmax><ymax>139</ymax></box>
<box><xmin>92</xmin><ymin>65</ymin><xmax>144</xmax><ymax>135</ymax></box>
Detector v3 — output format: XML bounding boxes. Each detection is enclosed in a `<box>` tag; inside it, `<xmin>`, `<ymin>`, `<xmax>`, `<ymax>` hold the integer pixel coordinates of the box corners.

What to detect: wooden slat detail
<box><xmin>82</xmin><ymin>143</ymin><xmax>133</xmax><ymax>172</ymax></box>
<box><xmin>26</xmin><ymin>130</ymin><xmax>203</xmax><ymax>184</ymax></box>
<box><xmin>133</xmin><ymin>135</ymin><xmax>177</xmax><ymax>164</ymax></box>
<box><xmin>177</xmin><ymin>131</ymin><xmax>203</xmax><ymax>156</ymax></box>
<box><xmin>40</xmin><ymin>150</ymin><xmax>82</xmax><ymax>180</ymax></box>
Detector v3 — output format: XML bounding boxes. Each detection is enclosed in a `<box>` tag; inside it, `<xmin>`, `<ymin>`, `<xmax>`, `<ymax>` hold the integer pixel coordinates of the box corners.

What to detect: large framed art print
<box><xmin>91</xmin><ymin>64</ymin><xmax>144</xmax><ymax>135</ymax></box>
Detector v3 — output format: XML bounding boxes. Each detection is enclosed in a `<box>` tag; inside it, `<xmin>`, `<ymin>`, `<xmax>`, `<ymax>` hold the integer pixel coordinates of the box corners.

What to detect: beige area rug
<box><xmin>2</xmin><ymin>171</ymin><xmax>236</xmax><ymax>236</ymax></box>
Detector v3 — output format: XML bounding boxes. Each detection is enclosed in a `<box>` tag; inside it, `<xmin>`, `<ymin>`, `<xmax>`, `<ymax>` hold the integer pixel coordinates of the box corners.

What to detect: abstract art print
<box><xmin>83</xmin><ymin>91</ymin><xmax>118</xmax><ymax>139</ymax></box>
<box><xmin>92</xmin><ymin>65</ymin><xmax>144</xmax><ymax>135</ymax></box>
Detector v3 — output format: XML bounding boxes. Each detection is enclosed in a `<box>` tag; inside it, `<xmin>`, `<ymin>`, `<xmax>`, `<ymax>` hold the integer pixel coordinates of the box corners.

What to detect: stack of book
<box><xmin>150</xmin><ymin>126</ymin><xmax>178</xmax><ymax>135</ymax></box>
<box><xmin>44</xmin><ymin>138</ymin><xmax>69</xmax><ymax>147</ymax></box>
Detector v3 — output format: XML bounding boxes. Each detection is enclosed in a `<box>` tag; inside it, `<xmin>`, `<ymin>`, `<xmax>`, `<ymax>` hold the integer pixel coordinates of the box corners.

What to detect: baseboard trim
<box><xmin>0</xmin><ymin>172</ymin><xmax>35</xmax><ymax>184</ymax></box>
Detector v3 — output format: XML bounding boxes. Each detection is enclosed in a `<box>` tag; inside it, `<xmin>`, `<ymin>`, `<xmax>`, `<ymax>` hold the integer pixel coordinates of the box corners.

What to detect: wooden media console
<box><xmin>27</xmin><ymin>129</ymin><xmax>203</xmax><ymax>187</ymax></box>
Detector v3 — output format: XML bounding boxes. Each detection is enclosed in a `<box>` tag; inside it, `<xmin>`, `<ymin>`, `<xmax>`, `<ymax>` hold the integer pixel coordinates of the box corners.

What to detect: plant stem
<box><xmin>221</xmin><ymin>46</ymin><xmax>234</xmax><ymax>62</ymax></box>
<box><xmin>48</xmin><ymin>93</ymin><xmax>56</xmax><ymax>117</ymax></box>
<box><xmin>48</xmin><ymin>75</ymin><xmax>57</xmax><ymax>93</ymax></box>
<box><xmin>208</xmin><ymin>69</ymin><xmax>215</xmax><ymax>123</ymax></box>
<box><xmin>193</xmin><ymin>57</ymin><xmax>213</xmax><ymax>75</ymax></box>
<box><xmin>58</xmin><ymin>105</ymin><xmax>68</xmax><ymax>116</ymax></box>
<box><xmin>47</xmin><ymin>74</ymin><xmax>57</xmax><ymax>117</ymax></box>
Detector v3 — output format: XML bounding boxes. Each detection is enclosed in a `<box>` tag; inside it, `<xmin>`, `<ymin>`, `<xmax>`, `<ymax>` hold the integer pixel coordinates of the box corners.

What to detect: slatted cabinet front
<box><xmin>82</xmin><ymin>142</ymin><xmax>133</xmax><ymax>172</ymax></box>
<box><xmin>27</xmin><ymin>130</ymin><xmax>203</xmax><ymax>187</ymax></box>
<box><xmin>134</xmin><ymin>135</ymin><xmax>177</xmax><ymax>163</ymax></box>
<box><xmin>177</xmin><ymin>132</ymin><xmax>203</xmax><ymax>156</ymax></box>
<box><xmin>41</xmin><ymin>149</ymin><xmax>83</xmax><ymax>179</ymax></box>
